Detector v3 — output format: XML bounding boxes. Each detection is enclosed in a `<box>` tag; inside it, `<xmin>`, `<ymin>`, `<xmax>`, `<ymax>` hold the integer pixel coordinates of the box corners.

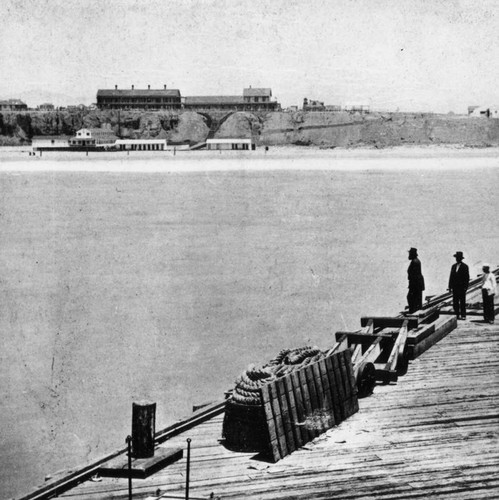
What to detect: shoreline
<box><xmin>1</xmin><ymin>144</ymin><xmax>499</xmax><ymax>172</ymax></box>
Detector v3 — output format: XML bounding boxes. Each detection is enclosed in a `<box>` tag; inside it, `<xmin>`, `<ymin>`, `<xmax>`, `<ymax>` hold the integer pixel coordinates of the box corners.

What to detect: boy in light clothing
<box><xmin>481</xmin><ymin>264</ymin><xmax>497</xmax><ymax>324</ymax></box>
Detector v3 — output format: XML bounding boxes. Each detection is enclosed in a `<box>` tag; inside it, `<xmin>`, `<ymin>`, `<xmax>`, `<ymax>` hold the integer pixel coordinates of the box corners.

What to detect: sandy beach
<box><xmin>1</xmin><ymin>146</ymin><xmax>499</xmax><ymax>498</ymax></box>
<box><xmin>2</xmin><ymin>145</ymin><xmax>499</xmax><ymax>172</ymax></box>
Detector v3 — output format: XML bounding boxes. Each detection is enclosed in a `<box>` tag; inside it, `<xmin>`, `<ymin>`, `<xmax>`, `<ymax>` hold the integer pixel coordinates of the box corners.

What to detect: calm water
<box><xmin>1</xmin><ymin>152</ymin><xmax>499</xmax><ymax>498</ymax></box>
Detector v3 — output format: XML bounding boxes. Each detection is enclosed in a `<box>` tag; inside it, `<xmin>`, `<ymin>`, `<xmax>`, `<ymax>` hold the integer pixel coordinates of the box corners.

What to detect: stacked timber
<box><xmin>223</xmin><ymin>347</ymin><xmax>358</xmax><ymax>461</ymax></box>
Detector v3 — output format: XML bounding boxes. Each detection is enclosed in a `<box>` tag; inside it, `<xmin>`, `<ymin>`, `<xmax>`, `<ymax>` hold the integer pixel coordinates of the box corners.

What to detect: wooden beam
<box><xmin>386</xmin><ymin>320</ymin><xmax>408</xmax><ymax>372</ymax></box>
<box><xmin>352</xmin><ymin>337</ymin><xmax>383</xmax><ymax>379</ymax></box>
<box><xmin>326</xmin><ymin>334</ymin><xmax>348</xmax><ymax>356</ymax></box>
<box><xmin>374</xmin><ymin>364</ymin><xmax>398</xmax><ymax>383</ymax></box>
<box><xmin>362</xmin><ymin>318</ymin><xmax>374</xmax><ymax>334</ymax></box>
<box><xmin>334</xmin><ymin>331</ymin><xmax>393</xmax><ymax>345</ymax></box>
<box><xmin>350</xmin><ymin>344</ymin><xmax>363</xmax><ymax>364</ymax></box>
<box><xmin>409</xmin><ymin>316</ymin><xmax>457</xmax><ymax>360</ymax></box>
<box><xmin>405</xmin><ymin>305</ymin><xmax>440</xmax><ymax>324</ymax></box>
<box><xmin>360</xmin><ymin>316</ymin><xmax>419</xmax><ymax>329</ymax></box>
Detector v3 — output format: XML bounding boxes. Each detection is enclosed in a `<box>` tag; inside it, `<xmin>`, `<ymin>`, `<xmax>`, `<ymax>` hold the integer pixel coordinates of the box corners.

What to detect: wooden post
<box><xmin>131</xmin><ymin>401</ymin><xmax>156</xmax><ymax>458</ymax></box>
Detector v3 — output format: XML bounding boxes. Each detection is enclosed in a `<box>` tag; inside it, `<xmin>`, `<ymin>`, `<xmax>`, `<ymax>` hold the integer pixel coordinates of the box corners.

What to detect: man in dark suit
<box><xmin>407</xmin><ymin>247</ymin><xmax>425</xmax><ymax>313</ymax></box>
<box><xmin>448</xmin><ymin>251</ymin><xmax>470</xmax><ymax>320</ymax></box>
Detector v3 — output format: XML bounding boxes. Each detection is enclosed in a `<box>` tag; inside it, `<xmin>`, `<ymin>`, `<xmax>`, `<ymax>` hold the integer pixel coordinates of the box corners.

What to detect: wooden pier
<box><xmin>41</xmin><ymin>318</ymin><xmax>498</xmax><ymax>500</ymax></box>
<box><xmin>17</xmin><ymin>271</ymin><xmax>499</xmax><ymax>500</ymax></box>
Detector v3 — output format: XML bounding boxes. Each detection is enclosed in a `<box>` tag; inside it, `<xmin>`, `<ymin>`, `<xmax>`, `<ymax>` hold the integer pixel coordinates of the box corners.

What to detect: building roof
<box><xmin>243</xmin><ymin>87</ymin><xmax>272</xmax><ymax>97</ymax></box>
<box><xmin>31</xmin><ymin>135</ymin><xmax>70</xmax><ymax>141</ymax></box>
<box><xmin>184</xmin><ymin>96</ymin><xmax>245</xmax><ymax>105</ymax></box>
<box><xmin>207</xmin><ymin>138</ymin><xmax>252</xmax><ymax>143</ymax></box>
<box><xmin>97</xmin><ymin>89</ymin><xmax>181</xmax><ymax>98</ymax></box>
<box><xmin>0</xmin><ymin>99</ymin><xmax>27</xmax><ymax>105</ymax></box>
<box><xmin>115</xmin><ymin>139</ymin><xmax>167</xmax><ymax>144</ymax></box>
<box><xmin>87</xmin><ymin>128</ymin><xmax>117</xmax><ymax>135</ymax></box>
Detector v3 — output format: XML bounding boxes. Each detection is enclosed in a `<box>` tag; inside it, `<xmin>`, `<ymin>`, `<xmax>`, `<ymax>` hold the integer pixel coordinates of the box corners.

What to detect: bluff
<box><xmin>1</xmin><ymin>109</ymin><xmax>498</xmax><ymax>148</ymax></box>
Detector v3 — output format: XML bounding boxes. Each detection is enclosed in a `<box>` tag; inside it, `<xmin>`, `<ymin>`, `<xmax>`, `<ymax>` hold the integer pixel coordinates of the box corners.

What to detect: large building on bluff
<box><xmin>96</xmin><ymin>85</ymin><xmax>182</xmax><ymax>110</ymax></box>
<box><xmin>96</xmin><ymin>85</ymin><xmax>279</xmax><ymax>112</ymax></box>
<box><xmin>0</xmin><ymin>99</ymin><xmax>28</xmax><ymax>111</ymax></box>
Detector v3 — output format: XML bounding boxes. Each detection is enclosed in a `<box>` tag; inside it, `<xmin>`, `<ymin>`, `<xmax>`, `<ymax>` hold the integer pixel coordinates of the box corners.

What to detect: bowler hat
<box><xmin>408</xmin><ymin>247</ymin><xmax>418</xmax><ymax>255</ymax></box>
<box><xmin>454</xmin><ymin>251</ymin><xmax>464</xmax><ymax>259</ymax></box>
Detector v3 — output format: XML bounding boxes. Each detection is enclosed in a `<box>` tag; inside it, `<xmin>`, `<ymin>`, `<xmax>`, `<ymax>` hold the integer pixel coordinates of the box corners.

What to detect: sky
<box><xmin>1</xmin><ymin>0</ymin><xmax>499</xmax><ymax>113</ymax></box>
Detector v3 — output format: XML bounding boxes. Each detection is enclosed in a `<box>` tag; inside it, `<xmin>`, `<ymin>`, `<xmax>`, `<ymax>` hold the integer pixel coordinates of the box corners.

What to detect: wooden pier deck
<box><xmin>57</xmin><ymin>319</ymin><xmax>499</xmax><ymax>500</ymax></box>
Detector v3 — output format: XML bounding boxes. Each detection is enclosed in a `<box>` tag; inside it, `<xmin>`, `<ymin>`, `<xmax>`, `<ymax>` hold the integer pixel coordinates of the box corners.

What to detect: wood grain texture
<box><xmin>57</xmin><ymin>323</ymin><xmax>498</xmax><ymax>500</ymax></box>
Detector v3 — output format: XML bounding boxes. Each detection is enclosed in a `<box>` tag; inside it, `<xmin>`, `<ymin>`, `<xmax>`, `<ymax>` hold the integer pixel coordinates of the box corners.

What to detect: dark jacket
<box><xmin>448</xmin><ymin>262</ymin><xmax>470</xmax><ymax>291</ymax></box>
<box><xmin>408</xmin><ymin>258</ymin><xmax>425</xmax><ymax>291</ymax></box>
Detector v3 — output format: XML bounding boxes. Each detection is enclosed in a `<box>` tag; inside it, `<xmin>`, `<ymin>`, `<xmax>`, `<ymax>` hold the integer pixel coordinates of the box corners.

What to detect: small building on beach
<box><xmin>115</xmin><ymin>139</ymin><xmax>167</xmax><ymax>151</ymax></box>
<box><xmin>31</xmin><ymin>135</ymin><xmax>70</xmax><ymax>150</ymax></box>
<box><xmin>206</xmin><ymin>138</ymin><xmax>255</xmax><ymax>150</ymax></box>
<box><xmin>69</xmin><ymin>128</ymin><xmax>118</xmax><ymax>147</ymax></box>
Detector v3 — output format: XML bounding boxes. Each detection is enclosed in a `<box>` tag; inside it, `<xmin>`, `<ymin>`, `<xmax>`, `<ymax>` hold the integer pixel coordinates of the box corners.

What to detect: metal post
<box><xmin>126</xmin><ymin>435</ymin><xmax>132</xmax><ymax>500</ymax></box>
<box><xmin>185</xmin><ymin>438</ymin><xmax>191</xmax><ymax>500</ymax></box>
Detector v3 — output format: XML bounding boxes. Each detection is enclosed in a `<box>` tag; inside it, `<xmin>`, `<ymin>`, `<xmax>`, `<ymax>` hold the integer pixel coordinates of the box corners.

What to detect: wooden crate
<box><xmin>260</xmin><ymin>349</ymin><xmax>358</xmax><ymax>462</ymax></box>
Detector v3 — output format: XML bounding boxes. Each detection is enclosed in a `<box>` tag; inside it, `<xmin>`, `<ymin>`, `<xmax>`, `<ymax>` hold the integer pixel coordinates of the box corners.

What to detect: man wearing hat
<box><xmin>481</xmin><ymin>263</ymin><xmax>496</xmax><ymax>324</ymax></box>
<box><xmin>407</xmin><ymin>248</ymin><xmax>425</xmax><ymax>313</ymax></box>
<box><xmin>448</xmin><ymin>251</ymin><xmax>470</xmax><ymax>320</ymax></box>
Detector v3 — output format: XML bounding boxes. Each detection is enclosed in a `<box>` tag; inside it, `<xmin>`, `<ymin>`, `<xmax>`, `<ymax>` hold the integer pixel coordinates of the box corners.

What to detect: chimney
<box><xmin>115</xmin><ymin>84</ymin><xmax>118</xmax><ymax>90</ymax></box>
<box><xmin>148</xmin><ymin>84</ymin><xmax>150</xmax><ymax>90</ymax></box>
<box><xmin>164</xmin><ymin>84</ymin><xmax>167</xmax><ymax>90</ymax></box>
<box><xmin>132</xmin><ymin>84</ymin><xmax>134</xmax><ymax>90</ymax></box>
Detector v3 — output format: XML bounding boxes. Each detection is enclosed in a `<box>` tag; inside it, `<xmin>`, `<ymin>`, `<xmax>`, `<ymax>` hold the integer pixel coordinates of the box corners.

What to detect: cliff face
<box><xmin>1</xmin><ymin>109</ymin><xmax>498</xmax><ymax>148</ymax></box>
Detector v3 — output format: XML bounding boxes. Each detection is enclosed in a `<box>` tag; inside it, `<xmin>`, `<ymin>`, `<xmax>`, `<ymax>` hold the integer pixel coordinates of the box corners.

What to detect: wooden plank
<box><xmin>397</xmin><ymin>321</ymin><xmax>409</xmax><ymax>362</ymax></box>
<box><xmin>98</xmin><ymin>447</ymin><xmax>183</xmax><ymax>479</ymax></box>
<box><xmin>317</xmin><ymin>359</ymin><xmax>336</xmax><ymax>427</ymax></box>
<box><xmin>386</xmin><ymin>320</ymin><xmax>408</xmax><ymax>371</ymax></box>
<box><xmin>304</xmin><ymin>364</ymin><xmax>320</xmax><ymax>411</ymax></box>
<box><xmin>297</xmin><ymin>368</ymin><xmax>319</xmax><ymax>437</ymax></box>
<box><xmin>334</xmin><ymin>331</ymin><xmax>393</xmax><ymax>344</ymax></box>
<box><xmin>275</xmin><ymin>377</ymin><xmax>296</xmax><ymax>454</ymax></box>
<box><xmin>310</xmin><ymin>361</ymin><xmax>328</xmax><ymax>432</ymax></box>
<box><xmin>338</xmin><ymin>350</ymin><xmax>356</xmax><ymax>417</ymax></box>
<box><xmin>353</xmin><ymin>336</ymin><xmax>382</xmax><ymax>379</ymax></box>
<box><xmin>405</xmin><ymin>305</ymin><xmax>440</xmax><ymax>324</ymax></box>
<box><xmin>283</xmin><ymin>375</ymin><xmax>305</xmax><ymax>447</ymax></box>
<box><xmin>410</xmin><ymin>316</ymin><xmax>458</xmax><ymax>359</ymax></box>
<box><xmin>331</xmin><ymin>353</ymin><xmax>348</xmax><ymax>420</ymax></box>
<box><xmin>260</xmin><ymin>385</ymin><xmax>281</xmax><ymax>463</ymax></box>
<box><xmin>351</xmin><ymin>343</ymin><xmax>363</xmax><ymax>364</ymax></box>
<box><xmin>324</xmin><ymin>355</ymin><xmax>343</xmax><ymax>424</ymax></box>
<box><xmin>343</xmin><ymin>349</ymin><xmax>359</xmax><ymax>414</ymax></box>
<box><xmin>326</xmin><ymin>333</ymin><xmax>349</xmax><ymax>356</ymax></box>
<box><xmin>268</xmin><ymin>381</ymin><xmax>288</xmax><ymax>459</ymax></box>
<box><xmin>342</xmin><ymin>349</ymin><xmax>357</xmax><ymax>395</ymax></box>
<box><xmin>362</xmin><ymin>317</ymin><xmax>374</xmax><ymax>333</ymax></box>
<box><xmin>407</xmin><ymin>321</ymin><xmax>436</xmax><ymax>346</ymax></box>
<box><xmin>290</xmin><ymin>371</ymin><xmax>315</xmax><ymax>443</ymax></box>
<box><xmin>361</xmin><ymin>316</ymin><xmax>419</xmax><ymax>329</ymax></box>
<box><xmin>311</xmin><ymin>361</ymin><xmax>326</xmax><ymax>408</ymax></box>
<box><xmin>374</xmin><ymin>363</ymin><xmax>398</xmax><ymax>383</ymax></box>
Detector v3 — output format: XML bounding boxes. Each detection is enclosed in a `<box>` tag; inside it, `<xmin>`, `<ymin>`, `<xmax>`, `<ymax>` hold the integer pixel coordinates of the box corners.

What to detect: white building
<box><xmin>115</xmin><ymin>139</ymin><xmax>167</xmax><ymax>151</ymax></box>
<box><xmin>31</xmin><ymin>136</ymin><xmax>70</xmax><ymax>150</ymax></box>
<box><xmin>469</xmin><ymin>106</ymin><xmax>499</xmax><ymax>118</ymax></box>
<box><xmin>206</xmin><ymin>138</ymin><xmax>254</xmax><ymax>151</ymax></box>
<box><xmin>69</xmin><ymin>128</ymin><xmax>118</xmax><ymax>147</ymax></box>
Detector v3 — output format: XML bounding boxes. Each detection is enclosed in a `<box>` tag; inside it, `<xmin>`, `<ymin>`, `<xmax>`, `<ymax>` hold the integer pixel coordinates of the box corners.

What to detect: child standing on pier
<box><xmin>481</xmin><ymin>264</ymin><xmax>496</xmax><ymax>324</ymax></box>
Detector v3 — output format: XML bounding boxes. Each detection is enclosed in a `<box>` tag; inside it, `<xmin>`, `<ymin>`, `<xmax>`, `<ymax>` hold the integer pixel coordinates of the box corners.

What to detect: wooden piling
<box><xmin>132</xmin><ymin>401</ymin><xmax>156</xmax><ymax>458</ymax></box>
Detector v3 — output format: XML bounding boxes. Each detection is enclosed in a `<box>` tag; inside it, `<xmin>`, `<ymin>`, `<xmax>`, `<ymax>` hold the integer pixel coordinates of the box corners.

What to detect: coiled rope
<box><xmin>230</xmin><ymin>346</ymin><xmax>326</xmax><ymax>406</ymax></box>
